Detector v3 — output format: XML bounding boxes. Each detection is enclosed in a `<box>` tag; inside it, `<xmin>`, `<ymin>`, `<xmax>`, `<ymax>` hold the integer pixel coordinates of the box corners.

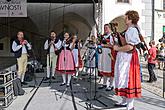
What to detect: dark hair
<box><xmin>17</xmin><ymin>31</ymin><xmax>24</xmax><ymax>35</ymax></box>
<box><xmin>64</xmin><ymin>32</ymin><xmax>71</xmax><ymax>37</ymax></box>
<box><xmin>125</xmin><ymin>10</ymin><xmax>139</xmax><ymax>24</ymax></box>
<box><xmin>50</xmin><ymin>30</ymin><xmax>56</xmax><ymax>34</ymax></box>
<box><xmin>149</xmin><ymin>40</ymin><xmax>155</xmax><ymax>45</ymax></box>
<box><xmin>104</xmin><ymin>24</ymin><xmax>111</xmax><ymax>28</ymax></box>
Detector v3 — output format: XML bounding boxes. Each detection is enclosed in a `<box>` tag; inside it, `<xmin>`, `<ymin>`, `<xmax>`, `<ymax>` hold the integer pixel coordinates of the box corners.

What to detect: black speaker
<box><xmin>6</xmin><ymin>0</ymin><xmax>11</xmax><ymax>2</ymax></box>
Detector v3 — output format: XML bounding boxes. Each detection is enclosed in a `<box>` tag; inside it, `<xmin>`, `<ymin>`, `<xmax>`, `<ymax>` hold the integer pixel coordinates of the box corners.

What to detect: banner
<box><xmin>0</xmin><ymin>0</ymin><xmax>27</xmax><ymax>17</ymax></box>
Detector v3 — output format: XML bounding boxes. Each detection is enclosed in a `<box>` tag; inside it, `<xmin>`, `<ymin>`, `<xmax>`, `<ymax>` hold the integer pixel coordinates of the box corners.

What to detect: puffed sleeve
<box><xmin>125</xmin><ymin>27</ymin><xmax>141</xmax><ymax>46</ymax></box>
<box><xmin>55</xmin><ymin>40</ymin><xmax>62</xmax><ymax>49</ymax></box>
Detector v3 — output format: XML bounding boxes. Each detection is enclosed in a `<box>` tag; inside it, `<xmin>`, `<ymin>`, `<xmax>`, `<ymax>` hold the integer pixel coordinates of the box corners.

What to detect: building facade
<box><xmin>101</xmin><ymin>0</ymin><xmax>152</xmax><ymax>44</ymax></box>
<box><xmin>154</xmin><ymin>0</ymin><xmax>165</xmax><ymax>44</ymax></box>
<box><xmin>0</xmin><ymin>0</ymin><xmax>156</xmax><ymax>65</ymax></box>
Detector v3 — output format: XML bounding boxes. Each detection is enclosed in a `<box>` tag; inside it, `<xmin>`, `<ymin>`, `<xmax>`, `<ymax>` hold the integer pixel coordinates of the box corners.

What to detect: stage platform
<box><xmin>4</xmin><ymin>71</ymin><xmax>165</xmax><ymax>110</ymax></box>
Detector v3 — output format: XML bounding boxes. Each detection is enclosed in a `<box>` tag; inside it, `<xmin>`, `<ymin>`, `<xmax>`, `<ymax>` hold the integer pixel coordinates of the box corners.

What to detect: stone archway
<box><xmin>52</xmin><ymin>12</ymin><xmax>92</xmax><ymax>41</ymax></box>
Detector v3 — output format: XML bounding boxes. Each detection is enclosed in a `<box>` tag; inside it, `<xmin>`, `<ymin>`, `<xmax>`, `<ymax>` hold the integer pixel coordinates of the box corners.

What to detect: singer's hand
<box><xmin>51</xmin><ymin>41</ymin><xmax>54</xmax><ymax>44</ymax></box>
<box><xmin>21</xmin><ymin>41</ymin><xmax>26</xmax><ymax>45</ymax></box>
<box><xmin>113</xmin><ymin>45</ymin><xmax>120</xmax><ymax>51</ymax></box>
<box><xmin>54</xmin><ymin>48</ymin><xmax>58</xmax><ymax>51</ymax></box>
<box><xmin>23</xmin><ymin>40</ymin><xmax>27</xmax><ymax>45</ymax></box>
<box><xmin>101</xmin><ymin>44</ymin><xmax>104</xmax><ymax>47</ymax></box>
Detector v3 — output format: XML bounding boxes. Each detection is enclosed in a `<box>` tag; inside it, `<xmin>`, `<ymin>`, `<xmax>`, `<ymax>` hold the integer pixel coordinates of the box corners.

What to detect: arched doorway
<box><xmin>52</xmin><ymin>12</ymin><xmax>92</xmax><ymax>41</ymax></box>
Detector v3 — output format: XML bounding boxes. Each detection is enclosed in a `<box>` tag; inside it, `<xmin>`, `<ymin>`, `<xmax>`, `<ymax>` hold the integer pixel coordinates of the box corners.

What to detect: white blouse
<box><xmin>125</xmin><ymin>26</ymin><xmax>141</xmax><ymax>46</ymax></box>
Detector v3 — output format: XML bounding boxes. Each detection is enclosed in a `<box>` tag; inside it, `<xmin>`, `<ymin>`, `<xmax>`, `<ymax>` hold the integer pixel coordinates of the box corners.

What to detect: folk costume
<box><xmin>56</xmin><ymin>38</ymin><xmax>75</xmax><ymax>86</ymax></box>
<box><xmin>98</xmin><ymin>34</ymin><xmax>116</xmax><ymax>90</ymax></box>
<box><xmin>114</xmin><ymin>26</ymin><xmax>141</xmax><ymax>110</ymax></box>
<box><xmin>12</xmin><ymin>38</ymin><xmax>31</xmax><ymax>83</ymax></box>
<box><xmin>44</xmin><ymin>38</ymin><xmax>61</xmax><ymax>79</ymax></box>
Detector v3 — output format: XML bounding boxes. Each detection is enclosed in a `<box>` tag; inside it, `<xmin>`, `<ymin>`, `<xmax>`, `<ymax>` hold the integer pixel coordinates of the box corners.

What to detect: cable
<box><xmin>70</xmin><ymin>80</ymin><xmax>78</xmax><ymax>110</ymax></box>
<box><xmin>48</xmin><ymin>3</ymin><xmax>51</xmax><ymax>32</ymax></box>
<box><xmin>63</xmin><ymin>3</ymin><xmax>65</xmax><ymax>32</ymax></box>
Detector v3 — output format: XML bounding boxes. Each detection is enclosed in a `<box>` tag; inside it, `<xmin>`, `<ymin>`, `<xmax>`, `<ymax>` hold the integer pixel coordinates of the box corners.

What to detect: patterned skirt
<box><xmin>56</xmin><ymin>49</ymin><xmax>75</xmax><ymax>74</ymax></box>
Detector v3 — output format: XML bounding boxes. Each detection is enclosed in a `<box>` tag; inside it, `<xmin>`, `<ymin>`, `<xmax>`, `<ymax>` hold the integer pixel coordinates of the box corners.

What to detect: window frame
<box><xmin>116</xmin><ymin>0</ymin><xmax>131</xmax><ymax>4</ymax></box>
<box><xmin>163</xmin><ymin>0</ymin><xmax>165</xmax><ymax>10</ymax></box>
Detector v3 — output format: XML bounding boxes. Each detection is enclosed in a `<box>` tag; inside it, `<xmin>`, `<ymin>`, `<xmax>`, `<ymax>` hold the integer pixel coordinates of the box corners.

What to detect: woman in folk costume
<box><xmin>113</xmin><ymin>10</ymin><xmax>141</xmax><ymax>110</ymax></box>
<box><xmin>56</xmin><ymin>32</ymin><xmax>75</xmax><ymax>87</ymax></box>
<box><xmin>98</xmin><ymin>24</ymin><xmax>115</xmax><ymax>91</ymax></box>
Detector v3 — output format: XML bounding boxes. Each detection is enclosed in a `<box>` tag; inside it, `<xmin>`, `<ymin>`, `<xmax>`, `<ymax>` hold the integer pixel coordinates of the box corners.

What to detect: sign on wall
<box><xmin>0</xmin><ymin>0</ymin><xmax>27</xmax><ymax>17</ymax></box>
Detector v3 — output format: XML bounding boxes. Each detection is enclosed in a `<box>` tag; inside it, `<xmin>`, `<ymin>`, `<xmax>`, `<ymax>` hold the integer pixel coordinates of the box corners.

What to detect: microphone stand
<box><xmin>28</xmin><ymin>43</ymin><xmax>38</xmax><ymax>92</ymax></box>
<box><xmin>79</xmin><ymin>44</ymin><xmax>108</xmax><ymax>109</ymax></box>
<box><xmin>60</xmin><ymin>40</ymin><xmax>68</xmax><ymax>98</ymax></box>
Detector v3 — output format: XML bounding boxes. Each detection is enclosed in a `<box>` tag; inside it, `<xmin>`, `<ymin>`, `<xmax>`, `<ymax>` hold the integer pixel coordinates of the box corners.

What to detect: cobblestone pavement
<box><xmin>141</xmin><ymin>61</ymin><xmax>164</xmax><ymax>97</ymax></box>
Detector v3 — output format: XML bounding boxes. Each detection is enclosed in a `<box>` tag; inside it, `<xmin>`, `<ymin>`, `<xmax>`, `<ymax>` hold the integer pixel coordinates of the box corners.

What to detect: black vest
<box><xmin>101</xmin><ymin>35</ymin><xmax>110</xmax><ymax>44</ymax></box>
<box><xmin>74</xmin><ymin>40</ymin><xmax>79</xmax><ymax>49</ymax></box>
<box><xmin>46</xmin><ymin>38</ymin><xmax>59</xmax><ymax>55</ymax></box>
<box><xmin>13</xmin><ymin>39</ymin><xmax>29</xmax><ymax>58</ymax></box>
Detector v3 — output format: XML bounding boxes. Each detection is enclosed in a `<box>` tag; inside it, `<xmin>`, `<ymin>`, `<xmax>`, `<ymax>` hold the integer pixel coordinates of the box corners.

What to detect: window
<box><xmin>0</xmin><ymin>43</ymin><xmax>4</xmax><ymax>50</ymax></box>
<box><xmin>163</xmin><ymin>26</ymin><xmax>165</xmax><ymax>33</ymax></box>
<box><xmin>163</xmin><ymin>0</ymin><xmax>165</xmax><ymax>10</ymax></box>
<box><xmin>117</xmin><ymin>0</ymin><xmax>130</xmax><ymax>3</ymax></box>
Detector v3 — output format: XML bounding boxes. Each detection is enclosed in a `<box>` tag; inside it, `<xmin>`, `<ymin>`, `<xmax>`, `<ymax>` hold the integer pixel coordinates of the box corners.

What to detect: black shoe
<box><xmin>66</xmin><ymin>84</ymin><xmax>70</xmax><ymax>87</ymax></box>
<box><xmin>130</xmin><ymin>107</ymin><xmax>135</xmax><ymax>110</ymax></box>
<box><xmin>114</xmin><ymin>103</ymin><xmax>127</xmax><ymax>107</ymax></box>
<box><xmin>98</xmin><ymin>85</ymin><xmax>107</xmax><ymax>89</ymax></box>
<box><xmin>105</xmin><ymin>86</ymin><xmax>114</xmax><ymax>91</ymax></box>
<box><xmin>147</xmin><ymin>80</ymin><xmax>154</xmax><ymax>83</ymax></box>
<box><xmin>52</xmin><ymin>76</ymin><xmax>55</xmax><ymax>80</ymax></box>
<box><xmin>60</xmin><ymin>83</ymin><xmax>66</xmax><ymax>86</ymax></box>
<box><xmin>21</xmin><ymin>82</ymin><xmax>28</xmax><ymax>85</ymax></box>
<box><xmin>153</xmin><ymin>78</ymin><xmax>157</xmax><ymax>82</ymax></box>
<box><xmin>44</xmin><ymin>77</ymin><xmax>50</xmax><ymax>81</ymax></box>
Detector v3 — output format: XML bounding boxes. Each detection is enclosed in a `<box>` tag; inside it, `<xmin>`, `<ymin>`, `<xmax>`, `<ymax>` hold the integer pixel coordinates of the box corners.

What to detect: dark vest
<box><xmin>13</xmin><ymin>39</ymin><xmax>29</xmax><ymax>58</ymax></box>
<box><xmin>101</xmin><ymin>35</ymin><xmax>110</xmax><ymax>44</ymax></box>
<box><xmin>74</xmin><ymin>40</ymin><xmax>79</xmax><ymax>49</ymax></box>
<box><xmin>61</xmin><ymin>40</ymin><xmax>71</xmax><ymax>50</ymax></box>
<box><xmin>46</xmin><ymin>38</ymin><xmax>59</xmax><ymax>55</ymax></box>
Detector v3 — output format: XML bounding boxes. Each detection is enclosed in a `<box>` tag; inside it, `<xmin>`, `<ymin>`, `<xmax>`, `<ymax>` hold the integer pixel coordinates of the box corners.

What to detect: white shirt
<box><xmin>44</xmin><ymin>40</ymin><xmax>62</xmax><ymax>53</ymax></box>
<box><xmin>125</xmin><ymin>26</ymin><xmax>141</xmax><ymax>45</ymax></box>
<box><xmin>12</xmin><ymin>41</ymin><xmax>31</xmax><ymax>54</ymax></box>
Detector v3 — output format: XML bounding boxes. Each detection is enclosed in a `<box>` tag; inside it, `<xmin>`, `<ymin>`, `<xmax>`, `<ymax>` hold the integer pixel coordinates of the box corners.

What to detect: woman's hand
<box><xmin>113</xmin><ymin>45</ymin><xmax>120</xmax><ymax>51</ymax></box>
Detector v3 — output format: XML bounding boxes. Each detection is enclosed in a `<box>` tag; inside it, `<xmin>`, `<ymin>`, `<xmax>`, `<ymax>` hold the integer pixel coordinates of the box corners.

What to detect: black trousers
<box><xmin>148</xmin><ymin>63</ymin><xmax>157</xmax><ymax>82</ymax></box>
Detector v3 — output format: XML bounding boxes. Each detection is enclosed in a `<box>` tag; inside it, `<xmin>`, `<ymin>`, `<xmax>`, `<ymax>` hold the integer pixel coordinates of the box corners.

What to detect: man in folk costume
<box><xmin>113</xmin><ymin>10</ymin><xmax>141</xmax><ymax>110</ymax></box>
<box><xmin>44</xmin><ymin>31</ymin><xmax>62</xmax><ymax>80</ymax></box>
<box><xmin>12</xmin><ymin>31</ymin><xmax>31</xmax><ymax>85</ymax></box>
<box><xmin>98</xmin><ymin>24</ymin><xmax>115</xmax><ymax>91</ymax></box>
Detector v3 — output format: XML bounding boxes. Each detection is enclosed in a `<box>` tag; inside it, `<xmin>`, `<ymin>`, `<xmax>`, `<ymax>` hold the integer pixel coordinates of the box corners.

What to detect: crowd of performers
<box><xmin>12</xmin><ymin>10</ymin><xmax>147</xmax><ymax>110</ymax></box>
